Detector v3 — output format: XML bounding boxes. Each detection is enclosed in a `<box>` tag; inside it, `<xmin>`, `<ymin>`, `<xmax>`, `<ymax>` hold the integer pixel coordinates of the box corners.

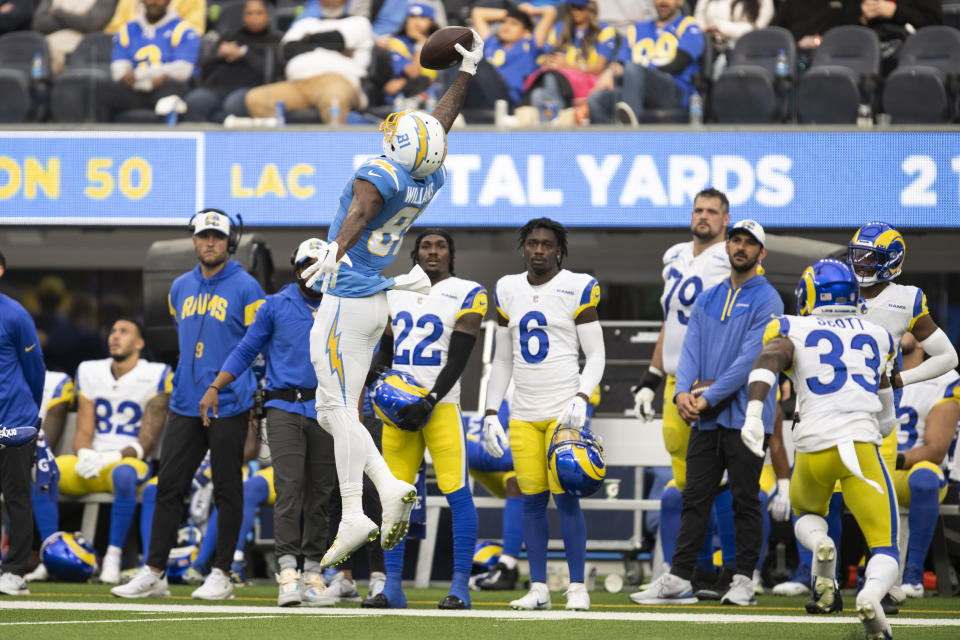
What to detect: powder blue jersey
<box><xmin>113</xmin><ymin>16</ymin><xmax>201</xmax><ymax>69</ymax></box>
<box><xmin>327</xmin><ymin>156</ymin><xmax>445</xmax><ymax>298</ymax></box>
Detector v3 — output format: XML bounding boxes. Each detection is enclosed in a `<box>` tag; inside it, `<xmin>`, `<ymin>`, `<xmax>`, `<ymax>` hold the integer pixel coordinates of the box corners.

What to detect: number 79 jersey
<box><xmin>764</xmin><ymin>314</ymin><xmax>895</xmax><ymax>453</ymax></box>
<box><xmin>494</xmin><ymin>269</ymin><xmax>600</xmax><ymax>422</ymax></box>
<box><xmin>327</xmin><ymin>157</ymin><xmax>446</xmax><ymax>298</ymax></box>
<box><xmin>76</xmin><ymin>358</ymin><xmax>172</xmax><ymax>453</ymax></box>
<box><xmin>386</xmin><ymin>277</ymin><xmax>488</xmax><ymax>405</ymax></box>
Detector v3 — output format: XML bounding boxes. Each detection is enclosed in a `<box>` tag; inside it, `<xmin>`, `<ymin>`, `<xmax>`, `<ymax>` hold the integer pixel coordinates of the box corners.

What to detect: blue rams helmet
<box><xmin>547</xmin><ymin>426</ymin><xmax>606</xmax><ymax>497</ymax></box>
<box><xmin>166</xmin><ymin>524</ymin><xmax>203</xmax><ymax>583</ymax></box>
<box><xmin>372</xmin><ymin>369</ymin><xmax>429</xmax><ymax>430</ymax></box>
<box><xmin>847</xmin><ymin>222</ymin><xmax>905</xmax><ymax>286</ymax></box>
<box><xmin>472</xmin><ymin>540</ymin><xmax>503</xmax><ymax>572</ymax></box>
<box><xmin>796</xmin><ymin>259</ymin><xmax>863</xmax><ymax>317</ymax></box>
<box><xmin>41</xmin><ymin>531</ymin><xmax>98</xmax><ymax>582</ymax></box>
<box><xmin>379</xmin><ymin>110</ymin><xmax>447</xmax><ymax>178</ymax></box>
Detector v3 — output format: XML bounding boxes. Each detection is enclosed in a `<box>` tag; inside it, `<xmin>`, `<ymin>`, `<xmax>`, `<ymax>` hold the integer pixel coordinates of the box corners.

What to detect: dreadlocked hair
<box><xmin>518</xmin><ymin>217</ymin><xmax>568</xmax><ymax>266</ymax></box>
<box><xmin>410</xmin><ymin>227</ymin><xmax>456</xmax><ymax>275</ymax></box>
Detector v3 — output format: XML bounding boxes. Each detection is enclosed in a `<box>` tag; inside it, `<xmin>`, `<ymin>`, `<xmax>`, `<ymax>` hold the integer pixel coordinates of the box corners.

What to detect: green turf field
<box><xmin>1</xmin><ymin>583</ymin><xmax>957</xmax><ymax>639</ymax></box>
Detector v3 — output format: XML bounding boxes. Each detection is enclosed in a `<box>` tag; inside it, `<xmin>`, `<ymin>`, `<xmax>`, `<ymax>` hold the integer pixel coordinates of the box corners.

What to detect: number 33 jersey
<box><xmin>76</xmin><ymin>358</ymin><xmax>172</xmax><ymax>453</ymax></box>
<box><xmin>386</xmin><ymin>277</ymin><xmax>488</xmax><ymax>405</ymax></box>
<box><xmin>765</xmin><ymin>314</ymin><xmax>895</xmax><ymax>452</ymax></box>
<box><xmin>660</xmin><ymin>241</ymin><xmax>729</xmax><ymax>376</ymax></box>
<box><xmin>494</xmin><ymin>269</ymin><xmax>600</xmax><ymax>422</ymax></box>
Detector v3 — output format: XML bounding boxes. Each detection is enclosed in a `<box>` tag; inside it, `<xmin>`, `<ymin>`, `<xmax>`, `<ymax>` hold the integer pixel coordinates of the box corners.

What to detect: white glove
<box><xmin>76</xmin><ymin>448</ymin><xmax>120</xmax><ymax>479</ymax></box>
<box><xmin>633</xmin><ymin>386</ymin><xmax>655</xmax><ymax>422</ymax></box>
<box><xmin>454</xmin><ymin>28</ymin><xmax>484</xmax><ymax>76</ymax></box>
<box><xmin>391</xmin><ymin>264</ymin><xmax>431</xmax><ymax>295</ymax></box>
<box><xmin>482</xmin><ymin>414</ymin><xmax>508</xmax><ymax>458</ymax></box>
<box><xmin>768</xmin><ymin>479</ymin><xmax>792</xmax><ymax>522</ymax></box>
<box><xmin>557</xmin><ymin>395</ymin><xmax>588</xmax><ymax>429</ymax></box>
<box><xmin>740</xmin><ymin>400</ymin><xmax>766</xmax><ymax>458</ymax></box>
<box><xmin>302</xmin><ymin>241</ymin><xmax>353</xmax><ymax>293</ymax></box>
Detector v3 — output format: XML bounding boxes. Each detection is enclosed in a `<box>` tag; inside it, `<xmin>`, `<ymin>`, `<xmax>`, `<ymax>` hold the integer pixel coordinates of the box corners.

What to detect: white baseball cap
<box><xmin>193</xmin><ymin>211</ymin><xmax>230</xmax><ymax>237</ymax></box>
<box><xmin>728</xmin><ymin>219</ymin><xmax>766</xmax><ymax>247</ymax></box>
<box><xmin>294</xmin><ymin>237</ymin><xmax>327</xmax><ymax>266</ymax></box>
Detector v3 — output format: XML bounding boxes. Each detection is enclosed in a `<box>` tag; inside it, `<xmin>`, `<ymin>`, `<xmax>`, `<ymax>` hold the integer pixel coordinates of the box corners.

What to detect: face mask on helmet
<box><xmin>379</xmin><ymin>110</ymin><xmax>447</xmax><ymax>179</ymax></box>
<box><xmin>846</xmin><ymin>222</ymin><xmax>905</xmax><ymax>286</ymax></box>
<box><xmin>372</xmin><ymin>369</ymin><xmax>429</xmax><ymax>430</ymax></box>
<box><xmin>547</xmin><ymin>426</ymin><xmax>606</xmax><ymax>497</ymax></box>
<box><xmin>41</xmin><ymin>531</ymin><xmax>99</xmax><ymax>582</ymax></box>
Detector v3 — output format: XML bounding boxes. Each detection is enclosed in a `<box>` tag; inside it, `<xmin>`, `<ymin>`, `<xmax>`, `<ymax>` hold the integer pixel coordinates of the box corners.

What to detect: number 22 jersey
<box><xmin>494</xmin><ymin>269</ymin><xmax>600</xmax><ymax>422</ymax></box>
<box><xmin>76</xmin><ymin>358</ymin><xmax>172</xmax><ymax>453</ymax></box>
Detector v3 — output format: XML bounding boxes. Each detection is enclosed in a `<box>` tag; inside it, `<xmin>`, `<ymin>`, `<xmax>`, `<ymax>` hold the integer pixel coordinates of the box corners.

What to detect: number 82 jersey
<box><xmin>494</xmin><ymin>269</ymin><xmax>600</xmax><ymax>422</ymax></box>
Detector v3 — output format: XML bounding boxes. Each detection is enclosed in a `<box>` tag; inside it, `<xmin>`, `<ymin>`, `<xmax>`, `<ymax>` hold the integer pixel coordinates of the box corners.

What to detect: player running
<box><xmin>482</xmin><ymin>217</ymin><xmax>606</xmax><ymax>611</ymax></box>
<box><xmin>300</xmin><ymin>30</ymin><xmax>485</xmax><ymax>569</ymax></box>
<box><xmin>743</xmin><ymin>259</ymin><xmax>899</xmax><ymax>640</ymax></box>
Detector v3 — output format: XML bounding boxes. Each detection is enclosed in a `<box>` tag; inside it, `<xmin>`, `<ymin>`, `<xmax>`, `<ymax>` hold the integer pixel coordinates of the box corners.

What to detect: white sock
<box><xmin>105</xmin><ymin>545</ymin><xmax>122</xmax><ymax>562</ymax></box>
<box><xmin>795</xmin><ymin>514</ymin><xmax>834</xmax><ymax>580</ymax></box>
<box><xmin>500</xmin><ymin>555</ymin><xmax>518</xmax><ymax>570</ymax></box>
<box><xmin>864</xmin><ymin>553</ymin><xmax>899</xmax><ymax>597</ymax></box>
<box><xmin>233</xmin><ymin>550</ymin><xmax>244</xmax><ymax>562</ymax></box>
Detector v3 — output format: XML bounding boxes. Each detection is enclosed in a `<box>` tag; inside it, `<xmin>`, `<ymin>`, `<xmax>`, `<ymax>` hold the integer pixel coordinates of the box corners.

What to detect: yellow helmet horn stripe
<box><xmin>801</xmin><ymin>266</ymin><xmax>816</xmax><ymax>315</ymax></box>
<box><xmin>64</xmin><ymin>534</ymin><xmax>97</xmax><ymax>567</ymax></box>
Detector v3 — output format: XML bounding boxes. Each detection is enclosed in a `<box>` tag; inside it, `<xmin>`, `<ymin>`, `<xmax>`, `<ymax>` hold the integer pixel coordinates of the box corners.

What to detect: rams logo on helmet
<box><xmin>379</xmin><ymin>110</ymin><xmax>447</xmax><ymax>178</ymax></box>
<box><xmin>796</xmin><ymin>259</ymin><xmax>863</xmax><ymax>317</ymax></box>
<box><xmin>847</xmin><ymin>221</ymin><xmax>905</xmax><ymax>286</ymax></box>
<box><xmin>167</xmin><ymin>524</ymin><xmax>203</xmax><ymax>583</ymax></box>
<box><xmin>372</xmin><ymin>369</ymin><xmax>429</xmax><ymax>430</ymax></box>
<box><xmin>547</xmin><ymin>426</ymin><xmax>606</xmax><ymax>497</ymax></box>
<box><xmin>41</xmin><ymin>531</ymin><xmax>98</xmax><ymax>582</ymax></box>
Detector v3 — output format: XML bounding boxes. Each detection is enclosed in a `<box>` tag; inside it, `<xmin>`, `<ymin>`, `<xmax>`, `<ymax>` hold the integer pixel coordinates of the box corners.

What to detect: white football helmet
<box><xmin>379</xmin><ymin>110</ymin><xmax>447</xmax><ymax>178</ymax></box>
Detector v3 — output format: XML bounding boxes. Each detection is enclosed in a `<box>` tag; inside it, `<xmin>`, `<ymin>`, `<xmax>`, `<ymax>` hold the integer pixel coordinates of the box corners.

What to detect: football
<box><xmin>420</xmin><ymin>26</ymin><xmax>474</xmax><ymax>70</ymax></box>
<box><xmin>690</xmin><ymin>379</ymin><xmax>715</xmax><ymax>398</ymax></box>
<box><xmin>0</xmin><ymin>425</ymin><xmax>37</xmax><ymax>449</ymax></box>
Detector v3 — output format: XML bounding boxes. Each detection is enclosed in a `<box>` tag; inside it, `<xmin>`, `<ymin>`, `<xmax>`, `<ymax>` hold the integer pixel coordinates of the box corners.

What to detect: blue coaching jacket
<box><xmin>0</xmin><ymin>294</ymin><xmax>44</xmax><ymax>428</ymax></box>
<box><xmin>675</xmin><ymin>274</ymin><xmax>783</xmax><ymax>433</ymax></box>
<box><xmin>221</xmin><ymin>283</ymin><xmax>320</xmax><ymax>419</ymax></box>
<box><xmin>168</xmin><ymin>260</ymin><xmax>265</xmax><ymax>418</ymax></box>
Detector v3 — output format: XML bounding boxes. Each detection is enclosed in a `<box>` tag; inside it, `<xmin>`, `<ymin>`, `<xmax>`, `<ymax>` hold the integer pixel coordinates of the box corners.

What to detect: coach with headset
<box><xmin>113</xmin><ymin>210</ymin><xmax>265</xmax><ymax>600</ymax></box>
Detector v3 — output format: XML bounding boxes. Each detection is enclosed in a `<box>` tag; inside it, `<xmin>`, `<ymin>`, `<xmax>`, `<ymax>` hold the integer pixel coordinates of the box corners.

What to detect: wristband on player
<box><xmin>131</xmin><ymin>442</ymin><xmax>145</xmax><ymax>460</ymax></box>
<box><xmin>207</xmin><ymin>384</ymin><xmax>221</xmax><ymax>393</ymax></box>
<box><xmin>632</xmin><ymin>365</ymin><xmax>664</xmax><ymax>393</ymax></box>
<box><xmin>896</xmin><ymin>453</ymin><xmax>906</xmax><ymax>470</ymax></box>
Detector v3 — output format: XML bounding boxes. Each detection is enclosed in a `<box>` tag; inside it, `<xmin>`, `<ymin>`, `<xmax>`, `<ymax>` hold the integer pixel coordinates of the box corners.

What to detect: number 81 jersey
<box><xmin>495</xmin><ymin>269</ymin><xmax>600</xmax><ymax>422</ymax></box>
<box><xmin>386</xmin><ymin>277</ymin><xmax>488</xmax><ymax>405</ymax></box>
<box><xmin>76</xmin><ymin>358</ymin><xmax>172</xmax><ymax>452</ymax></box>
<box><xmin>765</xmin><ymin>314</ymin><xmax>895</xmax><ymax>452</ymax></box>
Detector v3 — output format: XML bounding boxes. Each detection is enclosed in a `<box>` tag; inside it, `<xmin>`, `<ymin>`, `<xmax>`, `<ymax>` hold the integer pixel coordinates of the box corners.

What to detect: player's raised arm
<box><xmin>432</xmin><ymin>30</ymin><xmax>483</xmax><ymax>133</ymax></box>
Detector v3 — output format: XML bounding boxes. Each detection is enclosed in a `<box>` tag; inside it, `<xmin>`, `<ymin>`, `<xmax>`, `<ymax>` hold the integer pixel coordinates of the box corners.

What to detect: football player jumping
<box><xmin>300</xmin><ymin>30</ymin><xmax>485</xmax><ymax>569</ymax></box>
<box><xmin>482</xmin><ymin>218</ymin><xmax>606</xmax><ymax>611</ymax></box>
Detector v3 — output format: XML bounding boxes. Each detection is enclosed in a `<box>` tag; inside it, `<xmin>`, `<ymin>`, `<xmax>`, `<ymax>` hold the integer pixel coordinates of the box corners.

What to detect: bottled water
<box><xmin>775</xmin><ymin>49</ymin><xmax>789</xmax><ymax>78</ymax></box>
<box><xmin>688</xmin><ymin>93</ymin><xmax>703</xmax><ymax>126</ymax></box>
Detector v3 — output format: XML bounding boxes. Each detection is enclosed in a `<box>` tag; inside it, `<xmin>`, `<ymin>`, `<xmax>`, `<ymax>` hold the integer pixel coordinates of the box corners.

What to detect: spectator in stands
<box><xmin>244</xmin><ymin>0</ymin><xmax>374</xmax><ymax>124</ymax></box>
<box><xmin>383</xmin><ymin>2</ymin><xmax>439</xmax><ymax>107</ymax></box>
<box><xmin>182</xmin><ymin>0</ymin><xmax>281</xmax><ymax>122</ymax></box>
<box><xmin>694</xmin><ymin>0</ymin><xmax>773</xmax><ymax>78</ymax></box>
<box><xmin>0</xmin><ymin>0</ymin><xmax>32</xmax><ymax>35</ymax></box>
<box><xmin>772</xmin><ymin>0</ymin><xmax>858</xmax><ymax>70</ymax></box>
<box><xmin>522</xmin><ymin>0</ymin><xmax>617</xmax><ymax>122</ymax></box>
<box><xmin>597</xmin><ymin>0</ymin><xmax>655</xmax><ymax>34</ymax></box>
<box><xmin>470</xmin><ymin>4</ymin><xmax>549</xmax><ymax>110</ymax></box>
<box><xmin>587</xmin><ymin>0</ymin><xmax>704</xmax><ymax>126</ymax></box>
<box><xmin>93</xmin><ymin>0</ymin><xmax>200</xmax><ymax>122</ymax></box>
<box><xmin>32</xmin><ymin>0</ymin><xmax>119</xmax><ymax>75</ymax></box>
<box><xmin>470</xmin><ymin>0</ymin><xmax>558</xmax><ymax>34</ymax></box>
<box><xmin>104</xmin><ymin>0</ymin><xmax>205</xmax><ymax>35</ymax></box>
<box><xmin>298</xmin><ymin>0</ymin><xmax>446</xmax><ymax>49</ymax></box>
<box><xmin>859</xmin><ymin>0</ymin><xmax>943</xmax><ymax>74</ymax></box>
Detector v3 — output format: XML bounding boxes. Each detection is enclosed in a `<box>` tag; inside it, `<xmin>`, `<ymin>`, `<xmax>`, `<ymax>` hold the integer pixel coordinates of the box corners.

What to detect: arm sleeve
<box><xmin>674</xmin><ymin>302</ymin><xmax>702</xmax><ymax>396</ymax></box>
<box><xmin>899</xmin><ymin>328</ymin><xmax>959</xmax><ymax>387</ymax></box>
<box><xmin>576</xmin><ymin>321</ymin><xmax>605</xmax><ymax>398</ymax></box>
<box><xmin>430</xmin><ymin>331</ymin><xmax>477</xmax><ymax>401</ymax></box>
<box><xmin>701</xmin><ymin>291</ymin><xmax>783</xmax><ymax>408</ymax></box>
<box><xmin>484</xmin><ymin>325</ymin><xmax>514</xmax><ymax>412</ymax></box>
<box><xmin>221</xmin><ymin>300</ymin><xmax>274</xmax><ymax>379</ymax></box>
<box><xmin>51</xmin><ymin>0</ymin><xmax>118</xmax><ymax>33</ymax></box>
<box><xmin>15</xmin><ymin>311</ymin><xmax>45</xmax><ymax>407</ymax></box>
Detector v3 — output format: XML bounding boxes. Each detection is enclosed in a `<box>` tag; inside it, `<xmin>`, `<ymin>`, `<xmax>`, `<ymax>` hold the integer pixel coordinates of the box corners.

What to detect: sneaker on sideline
<box><xmin>720</xmin><ymin>574</ymin><xmax>757</xmax><ymax>606</ymax></box>
<box><xmin>0</xmin><ymin>572</ymin><xmax>29</xmax><ymax>595</ymax></box>
<box><xmin>629</xmin><ymin>572</ymin><xmax>698</xmax><ymax>605</ymax></box>
<box><xmin>191</xmin><ymin>568</ymin><xmax>234</xmax><ymax>600</ymax></box>
<box><xmin>326</xmin><ymin>572</ymin><xmax>361</xmax><ymax>601</ymax></box>
<box><xmin>24</xmin><ymin>563</ymin><xmax>48</xmax><ymax>582</ymax></box>
<box><xmin>111</xmin><ymin>567</ymin><xmax>170</xmax><ymax>598</ymax></box>
<box><xmin>277</xmin><ymin>568</ymin><xmax>301</xmax><ymax>607</ymax></box>
<box><xmin>772</xmin><ymin>562</ymin><xmax>812</xmax><ymax>596</ymax></box>
<box><xmin>99</xmin><ymin>554</ymin><xmax>121</xmax><ymax>585</ymax></box>
<box><xmin>302</xmin><ymin>571</ymin><xmax>338</xmax><ymax>607</ymax></box>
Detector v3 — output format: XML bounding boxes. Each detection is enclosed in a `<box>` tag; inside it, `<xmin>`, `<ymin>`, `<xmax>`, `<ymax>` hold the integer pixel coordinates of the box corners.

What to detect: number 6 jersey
<box><xmin>494</xmin><ymin>269</ymin><xmax>600</xmax><ymax>422</ymax></box>
<box><xmin>76</xmin><ymin>358</ymin><xmax>173</xmax><ymax>453</ymax></box>
<box><xmin>764</xmin><ymin>314</ymin><xmax>895</xmax><ymax>452</ymax></box>
<box><xmin>386</xmin><ymin>277</ymin><xmax>488</xmax><ymax>405</ymax></box>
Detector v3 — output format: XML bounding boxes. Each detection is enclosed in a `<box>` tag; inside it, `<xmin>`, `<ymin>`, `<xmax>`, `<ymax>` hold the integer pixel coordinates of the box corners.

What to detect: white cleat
<box><xmin>772</xmin><ymin>580</ymin><xmax>811</xmax><ymax>596</ymax></box>
<box><xmin>856</xmin><ymin>588</ymin><xmax>893</xmax><ymax>640</ymax></box>
<box><xmin>325</xmin><ymin>572</ymin><xmax>361</xmax><ymax>601</ymax></box>
<box><xmin>510</xmin><ymin>582</ymin><xmax>551</xmax><ymax>610</ymax></box>
<box><xmin>564</xmin><ymin>583</ymin><xmax>590</xmax><ymax>611</ymax></box>
<box><xmin>99</xmin><ymin>554</ymin><xmax>121</xmax><ymax>585</ymax></box>
<box><xmin>276</xmin><ymin>568</ymin><xmax>302</xmax><ymax>607</ymax></box>
<box><xmin>368</xmin><ymin>571</ymin><xmax>386</xmax><ymax>599</ymax></box>
<box><xmin>0</xmin><ymin>572</ymin><xmax>29</xmax><ymax>595</ymax></box>
<box><xmin>110</xmin><ymin>567</ymin><xmax>170</xmax><ymax>598</ymax></box>
<box><xmin>380</xmin><ymin>481</ymin><xmax>418</xmax><ymax>550</ymax></box>
<box><xmin>191</xmin><ymin>568</ymin><xmax>235</xmax><ymax>600</ymax></box>
<box><xmin>630</xmin><ymin>572</ymin><xmax>698</xmax><ymax>605</ymax></box>
<box><xmin>302</xmin><ymin>571</ymin><xmax>338</xmax><ymax>607</ymax></box>
<box><xmin>899</xmin><ymin>582</ymin><xmax>922</xmax><ymax>599</ymax></box>
<box><xmin>720</xmin><ymin>574</ymin><xmax>757</xmax><ymax>606</ymax></box>
<box><xmin>321</xmin><ymin>515</ymin><xmax>380</xmax><ymax>569</ymax></box>
<box><xmin>24</xmin><ymin>563</ymin><xmax>49</xmax><ymax>582</ymax></box>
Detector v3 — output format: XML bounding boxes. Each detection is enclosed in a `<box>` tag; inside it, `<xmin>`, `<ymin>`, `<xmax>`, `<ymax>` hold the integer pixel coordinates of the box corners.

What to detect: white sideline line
<box><xmin>1</xmin><ymin>601</ymin><xmax>957</xmax><ymax>627</ymax></box>
<box><xmin>0</xmin><ymin>615</ymin><xmax>318</xmax><ymax>626</ymax></box>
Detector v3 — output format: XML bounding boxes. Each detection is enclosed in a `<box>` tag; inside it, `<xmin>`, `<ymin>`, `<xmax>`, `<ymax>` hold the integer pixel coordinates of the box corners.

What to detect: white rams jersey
<box><xmin>76</xmin><ymin>359</ymin><xmax>173</xmax><ymax>452</ymax></box>
<box><xmin>659</xmin><ymin>241</ymin><xmax>730</xmax><ymax>375</ymax></box>
<box><xmin>386</xmin><ymin>276</ymin><xmax>488</xmax><ymax>405</ymax></box>
<box><xmin>39</xmin><ymin>370</ymin><xmax>74</xmax><ymax>421</ymax></box>
<box><xmin>764</xmin><ymin>314</ymin><xmax>895</xmax><ymax>453</ymax></box>
<box><xmin>861</xmin><ymin>282</ymin><xmax>929</xmax><ymax>365</ymax></box>
<box><xmin>494</xmin><ymin>269</ymin><xmax>600</xmax><ymax>421</ymax></box>
<box><xmin>896</xmin><ymin>370</ymin><xmax>960</xmax><ymax>466</ymax></box>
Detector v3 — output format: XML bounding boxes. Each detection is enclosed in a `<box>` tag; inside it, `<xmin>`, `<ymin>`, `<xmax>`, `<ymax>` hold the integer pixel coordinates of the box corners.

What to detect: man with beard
<box><xmin>113</xmin><ymin>211</ymin><xmax>264</xmax><ymax>600</ymax></box>
<box><xmin>631</xmin><ymin>219</ymin><xmax>782</xmax><ymax>607</ymax></box>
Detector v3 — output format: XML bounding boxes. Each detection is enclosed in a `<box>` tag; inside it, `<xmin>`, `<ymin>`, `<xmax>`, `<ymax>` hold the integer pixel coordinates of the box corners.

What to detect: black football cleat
<box><xmin>805</xmin><ymin>577</ymin><xmax>843</xmax><ymax>614</ymax></box>
<box><xmin>438</xmin><ymin>594</ymin><xmax>468</xmax><ymax>609</ymax></box>
<box><xmin>361</xmin><ymin>593</ymin><xmax>388</xmax><ymax>608</ymax></box>
<box><xmin>880</xmin><ymin>593</ymin><xmax>900</xmax><ymax>616</ymax></box>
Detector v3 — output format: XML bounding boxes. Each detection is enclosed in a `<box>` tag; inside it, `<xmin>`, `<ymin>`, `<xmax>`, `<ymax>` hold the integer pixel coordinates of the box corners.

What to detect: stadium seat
<box><xmin>798</xmin><ymin>26</ymin><xmax>880</xmax><ymax>124</ymax></box>
<box><xmin>944</xmin><ymin>1</ymin><xmax>960</xmax><ymax>29</ymax></box>
<box><xmin>0</xmin><ymin>30</ymin><xmax>51</xmax><ymax>122</ymax></box>
<box><xmin>883</xmin><ymin>26</ymin><xmax>960</xmax><ymax>124</ymax></box>
<box><xmin>51</xmin><ymin>32</ymin><xmax>114</xmax><ymax>123</ymax></box>
<box><xmin>641</xmin><ymin>36</ymin><xmax>714</xmax><ymax>124</ymax></box>
<box><xmin>711</xmin><ymin>26</ymin><xmax>795</xmax><ymax>123</ymax></box>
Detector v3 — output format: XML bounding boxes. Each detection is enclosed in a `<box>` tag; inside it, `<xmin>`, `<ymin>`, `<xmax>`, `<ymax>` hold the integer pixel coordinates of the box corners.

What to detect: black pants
<box><xmin>266</xmin><ymin>407</ymin><xmax>336</xmax><ymax>563</ymax></box>
<box><xmin>0</xmin><ymin>442</ymin><xmax>34</xmax><ymax>575</ymax></box>
<box><xmin>672</xmin><ymin>426</ymin><xmax>767</xmax><ymax>580</ymax></box>
<box><xmin>94</xmin><ymin>79</ymin><xmax>190</xmax><ymax>122</ymax></box>
<box><xmin>147</xmin><ymin>411</ymin><xmax>248</xmax><ymax>573</ymax></box>
<box><xmin>327</xmin><ymin>414</ymin><xmax>384</xmax><ymax>573</ymax></box>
